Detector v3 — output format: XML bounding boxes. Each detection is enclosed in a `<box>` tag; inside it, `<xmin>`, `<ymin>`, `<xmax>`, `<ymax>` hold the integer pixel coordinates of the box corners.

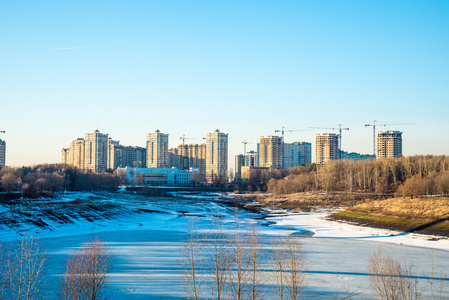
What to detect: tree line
<box><xmin>0</xmin><ymin>164</ymin><xmax>120</xmax><ymax>194</ymax></box>
<box><xmin>267</xmin><ymin>155</ymin><xmax>449</xmax><ymax>198</ymax></box>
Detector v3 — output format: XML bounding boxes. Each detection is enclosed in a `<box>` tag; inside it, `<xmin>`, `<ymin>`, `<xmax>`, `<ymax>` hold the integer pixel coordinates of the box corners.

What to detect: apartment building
<box><xmin>283</xmin><ymin>141</ymin><xmax>312</xmax><ymax>168</ymax></box>
<box><xmin>146</xmin><ymin>130</ymin><xmax>169</xmax><ymax>168</ymax></box>
<box><xmin>0</xmin><ymin>139</ymin><xmax>5</xmax><ymax>167</ymax></box>
<box><xmin>315</xmin><ymin>133</ymin><xmax>338</xmax><ymax>164</ymax></box>
<box><xmin>258</xmin><ymin>136</ymin><xmax>282</xmax><ymax>168</ymax></box>
<box><xmin>84</xmin><ymin>130</ymin><xmax>109</xmax><ymax>173</ymax></box>
<box><xmin>377</xmin><ymin>131</ymin><xmax>402</xmax><ymax>159</ymax></box>
<box><xmin>206</xmin><ymin>129</ymin><xmax>228</xmax><ymax>183</ymax></box>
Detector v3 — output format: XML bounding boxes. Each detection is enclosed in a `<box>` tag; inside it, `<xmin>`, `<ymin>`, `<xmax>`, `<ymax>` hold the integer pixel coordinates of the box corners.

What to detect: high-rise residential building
<box><xmin>235</xmin><ymin>151</ymin><xmax>258</xmax><ymax>177</ymax></box>
<box><xmin>84</xmin><ymin>130</ymin><xmax>109</xmax><ymax>173</ymax></box>
<box><xmin>146</xmin><ymin>130</ymin><xmax>169</xmax><ymax>168</ymax></box>
<box><xmin>177</xmin><ymin>144</ymin><xmax>189</xmax><ymax>170</ymax></box>
<box><xmin>244</xmin><ymin>151</ymin><xmax>257</xmax><ymax>167</ymax></box>
<box><xmin>283</xmin><ymin>141</ymin><xmax>312</xmax><ymax>168</ymax></box>
<box><xmin>206</xmin><ymin>129</ymin><xmax>228</xmax><ymax>183</ymax></box>
<box><xmin>0</xmin><ymin>139</ymin><xmax>6</xmax><ymax>167</ymax></box>
<box><xmin>315</xmin><ymin>133</ymin><xmax>339</xmax><ymax>164</ymax></box>
<box><xmin>235</xmin><ymin>154</ymin><xmax>245</xmax><ymax>177</ymax></box>
<box><xmin>108</xmin><ymin>141</ymin><xmax>147</xmax><ymax>170</ymax></box>
<box><xmin>168</xmin><ymin>147</ymin><xmax>180</xmax><ymax>169</ymax></box>
<box><xmin>70</xmin><ymin>138</ymin><xmax>86</xmax><ymax>169</ymax></box>
<box><xmin>61</xmin><ymin>148</ymin><xmax>69</xmax><ymax>165</ymax></box>
<box><xmin>377</xmin><ymin>131</ymin><xmax>402</xmax><ymax>159</ymax></box>
<box><xmin>258</xmin><ymin>136</ymin><xmax>282</xmax><ymax>168</ymax></box>
<box><xmin>62</xmin><ymin>130</ymin><xmax>146</xmax><ymax>172</ymax></box>
<box><xmin>198</xmin><ymin>143</ymin><xmax>207</xmax><ymax>180</ymax></box>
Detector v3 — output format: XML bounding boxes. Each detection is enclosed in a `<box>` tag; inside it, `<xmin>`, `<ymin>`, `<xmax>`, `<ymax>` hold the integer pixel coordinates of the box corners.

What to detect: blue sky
<box><xmin>1</xmin><ymin>1</ymin><xmax>448</xmax><ymax>166</ymax></box>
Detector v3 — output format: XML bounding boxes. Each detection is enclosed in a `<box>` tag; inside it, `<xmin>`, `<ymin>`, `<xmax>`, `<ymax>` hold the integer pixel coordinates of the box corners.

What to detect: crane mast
<box><xmin>364</xmin><ymin>121</ymin><xmax>415</xmax><ymax>157</ymax></box>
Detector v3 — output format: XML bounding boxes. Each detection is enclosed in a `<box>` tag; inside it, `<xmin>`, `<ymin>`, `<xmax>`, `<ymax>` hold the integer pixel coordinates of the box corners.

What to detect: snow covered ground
<box><xmin>1</xmin><ymin>192</ymin><xmax>449</xmax><ymax>299</ymax></box>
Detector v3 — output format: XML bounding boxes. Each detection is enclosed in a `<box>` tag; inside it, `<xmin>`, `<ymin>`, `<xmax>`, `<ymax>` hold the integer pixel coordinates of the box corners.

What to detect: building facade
<box><xmin>0</xmin><ymin>139</ymin><xmax>5</xmax><ymax>167</ymax></box>
<box><xmin>117</xmin><ymin>167</ymin><xmax>191</xmax><ymax>185</ymax></box>
<box><xmin>206</xmin><ymin>129</ymin><xmax>228</xmax><ymax>183</ymax></box>
<box><xmin>377</xmin><ymin>131</ymin><xmax>402</xmax><ymax>159</ymax></box>
<box><xmin>258</xmin><ymin>136</ymin><xmax>282</xmax><ymax>168</ymax></box>
<box><xmin>146</xmin><ymin>130</ymin><xmax>169</xmax><ymax>168</ymax></box>
<box><xmin>108</xmin><ymin>142</ymin><xmax>147</xmax><ymax>170</ymax></box>
<box><xmin>84</xmin><ymin>130</ymin><xmax>109</xmax><ymax>173</ymax></box>
<box><xmin>283</xmin><ymin>141</ymin><xmax>312</xmax><ymax>168</ymax></box>
<box><xmin>315</xmin><ymin>133</ymin><xmax>339</xmax><ymax>164</ymax></box>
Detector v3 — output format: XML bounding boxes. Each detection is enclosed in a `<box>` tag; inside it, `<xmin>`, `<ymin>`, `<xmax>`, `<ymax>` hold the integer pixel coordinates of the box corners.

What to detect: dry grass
<box><xmin>343</xmin><ymin>197</ymin><xmax>449</xmax><ymax>222</ymax></box>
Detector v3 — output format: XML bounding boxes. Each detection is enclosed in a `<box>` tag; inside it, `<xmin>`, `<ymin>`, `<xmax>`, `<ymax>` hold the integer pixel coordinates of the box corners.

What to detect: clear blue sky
<box><xmin>1</xmin><ymin>1</ymin><xmax>448</xmax><ymax>166</ymax></box>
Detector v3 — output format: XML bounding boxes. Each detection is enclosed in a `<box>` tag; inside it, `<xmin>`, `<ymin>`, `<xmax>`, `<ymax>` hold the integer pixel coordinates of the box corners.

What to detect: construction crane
<box><xmin>179</xmin><ymin>134</ymin><xmax>196</xmax><ymax>145</ymax></box>
<box><xmin>309</xmin><ymin>124</ymin><xmax>349</xmax><ymax>159</ymax></box>
<box><xmin>274</xmin><ymin>127</ymin><xmax>312</xmax><ymax>167</ymax></box>
<box><xmin>242</xmin><ymin>140</ymin><xmax>252</xmax><ymax>154</ymax></box>
<box><xmin>274</xmin><ymin>127</ymin><xmax>312</xmax><ymax>143</ymax></box>
<box><xmin>365</xmin><ymin>121</ymin><xmax>415</xmax><ymax>157</ymax></box>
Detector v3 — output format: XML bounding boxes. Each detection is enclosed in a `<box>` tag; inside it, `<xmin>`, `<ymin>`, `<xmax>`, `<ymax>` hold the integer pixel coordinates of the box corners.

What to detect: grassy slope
<box><xmin>330</xmin><ymin>197</ymin><xmax>449</xmax><ymax>237</ymax></box>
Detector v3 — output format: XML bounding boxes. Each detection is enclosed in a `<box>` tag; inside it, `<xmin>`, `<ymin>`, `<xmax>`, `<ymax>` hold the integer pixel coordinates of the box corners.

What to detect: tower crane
<box><xmin>179</xmin><ymin>134</ymin><xmax>196</xmax><ymax>145</ymax></box>
<box><xmin>242</xmin><ymin>140</ymin><xmax>252</xmax><ymax>154</ymax></box>
<box><xmin>274</xmin><ymin>127</ymin><xmax>312</xmax><ymax>143</ymax></box>
<box><xmin>309</xmin><ymin>124</ymin><xmax>349</xmax><ymax>159</ymax></box>
<box><xmin>274</xmin><ymin>127</ymin><xmax>312</xmax><ymax>167</ymax></box>
<box><xmin>364</xmin><ymin>121</ymin><xmax>415</xmax><ymax>157</ymax></box>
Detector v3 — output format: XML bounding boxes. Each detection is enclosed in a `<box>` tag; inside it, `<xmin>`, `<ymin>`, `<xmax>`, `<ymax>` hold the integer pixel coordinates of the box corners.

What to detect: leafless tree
<box><xmin>228</xmin><ymin>214</ymin><xmax>249</xmax><ymax>300</ymax></box>
<box><xmin>4</xmin><ymin>236</ymin><xmax>47</xmax><ymax>300</ymax></box>
<box><xmin>368</xmin><ymin>247</ymin><xmax>421</xmax><ymax>300</ymax></box>
<box><xmin>206</xmin><ymin>216</ymin><xmax>231</xmax><ymax>300</ymax></box>
<box><xmin>426</xmin><ymin>253</ymin><xmax>447</xmax><ymax>300</ymax></box>
<box><xmin>180</xmin><ymin>217</ymin><xmax>204</xmax><ymax>300</ymax></box>
<box><xmin>58</xmin><ymin>236</ymin><xmax>112</xmax><ymax>300</ymax></box>
<box><xmin>271</xmin><ymin>236</ymin><xmax>287</xmax><ymax>300</ymax></box>
<box><xmin>247</xmin><ymin>223</ymin><xmax>265</xmax><ymax>300</ymax></box>
<box><xmin>284</xmin><ymin>236</ymin><xmax>307</xmax><ymax>300</ymax></box>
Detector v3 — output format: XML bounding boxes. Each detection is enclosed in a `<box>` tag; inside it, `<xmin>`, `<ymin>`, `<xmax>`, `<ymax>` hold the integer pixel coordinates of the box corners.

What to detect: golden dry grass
<box><xmin>343</xmin><ymin>197</ymin><xmax>449</xmax><ymax>222</ymax></box>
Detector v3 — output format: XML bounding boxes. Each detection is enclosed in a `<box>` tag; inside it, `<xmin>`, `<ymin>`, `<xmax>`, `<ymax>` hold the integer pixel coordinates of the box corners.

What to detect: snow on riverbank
<box><xmin>266</xmin><ymin>209</ymin><xmax>449</xmax><ymax>250</ymax></box>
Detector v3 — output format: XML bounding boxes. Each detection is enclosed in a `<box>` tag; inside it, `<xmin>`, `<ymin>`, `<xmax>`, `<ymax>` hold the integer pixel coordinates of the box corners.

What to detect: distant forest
<box><xmin>0</xmin><ymin>164</ymin><xmax>120</xmax><ymax>194</ymax></box>
<box><xmin>2</xmin><ymin>156</ymin><xmax>449</xmax><ymax>198</ymax></box>
<box><xmin>267</xmin><ymin>155</ymin><xmax>449</xmax><ymax>198</ymax></box>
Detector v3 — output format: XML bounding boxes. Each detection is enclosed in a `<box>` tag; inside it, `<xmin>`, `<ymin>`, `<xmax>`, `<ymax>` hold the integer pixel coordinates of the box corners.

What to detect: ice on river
<box><xmin>1</xmin><ymin>192</ymin><xmax>448</xmax><ymax>299</ymax></box>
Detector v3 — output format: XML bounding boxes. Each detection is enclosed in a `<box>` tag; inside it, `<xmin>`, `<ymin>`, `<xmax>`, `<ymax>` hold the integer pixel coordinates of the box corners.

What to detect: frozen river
<box><xmin>2</xmin><ymin>192</ymin><xmax>449</xmax><ymax>299</ymax></box>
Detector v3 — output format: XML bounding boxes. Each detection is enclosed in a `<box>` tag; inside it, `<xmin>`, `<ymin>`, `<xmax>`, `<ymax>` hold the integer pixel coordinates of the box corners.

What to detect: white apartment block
<box><xmin>315</xmin><ymin>133</ymin><xmax>338</xmax><ymax>164</ymax></box>
<box><xmin>206</xmin><ymin>129</ymin><xmax>228</xmax><ymax>183</ymax></box>
<box><xmin>146</xmin><ymin>130</ymin><xmax>169</xmax><ymax>168</ymax></box>
<box><xmin>377</xmin><ymin>130</ymin><xmax>402</xmax><ymax>159</ymax></box>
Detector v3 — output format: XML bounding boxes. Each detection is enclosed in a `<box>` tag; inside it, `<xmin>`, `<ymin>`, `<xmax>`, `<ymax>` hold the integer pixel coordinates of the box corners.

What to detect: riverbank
<box><xmin>329</xmin><ymin>197</ymin><xmax>449</xmax><ymax>238</ymax></box>
<box><xmin>237</xmin><ymin>192</ymin><xmax>449</xmax><ymax>238</ymax></box>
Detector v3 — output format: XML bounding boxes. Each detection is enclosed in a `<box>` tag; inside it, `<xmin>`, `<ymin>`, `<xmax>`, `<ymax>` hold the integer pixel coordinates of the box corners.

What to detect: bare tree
<box><xmin>228</xmin><ymin>214</ymin><xmax>249</xmax><ymax>300</ymax></box>
<box><xmin>426</xmin><ymin>253</ymin><xmax>447</xmax><ymax>300</ymax></box>
<box><xmin>4</xmin><ymin>236</ymin><xmax>47</xmax><ymax>300</ymax></box>
<box><xmin>180</xmin><ymin>217</ymin><xmax>204</xmax><ymax>300</ymax></box>
<box><xmin>271</xmin><ymin>236</ymin><xmax>287</xmax><ymax>300</ymax></box>
<box><xmin>247</xmin><ymin>223</ymin><xmax>265</xmax><ymax>300</ymax></box>
<box><xmin>59</xmin><ymin>236</ymin><xmax>112</xmax><ymax>300</ymax></box>
<box><xmin>206</xmin><ymin>216</ymin><xmax>231</xmax><ymax>300</ymax></box>
<box><xmin>284</xmin><ymin>236</ymin><xmax>307</xmax><ymax>300</ymax></box>
<box><xmin>368</xmin><ymin>247</ymin><xmax>421</xmax><ymax>300</ymax></box>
